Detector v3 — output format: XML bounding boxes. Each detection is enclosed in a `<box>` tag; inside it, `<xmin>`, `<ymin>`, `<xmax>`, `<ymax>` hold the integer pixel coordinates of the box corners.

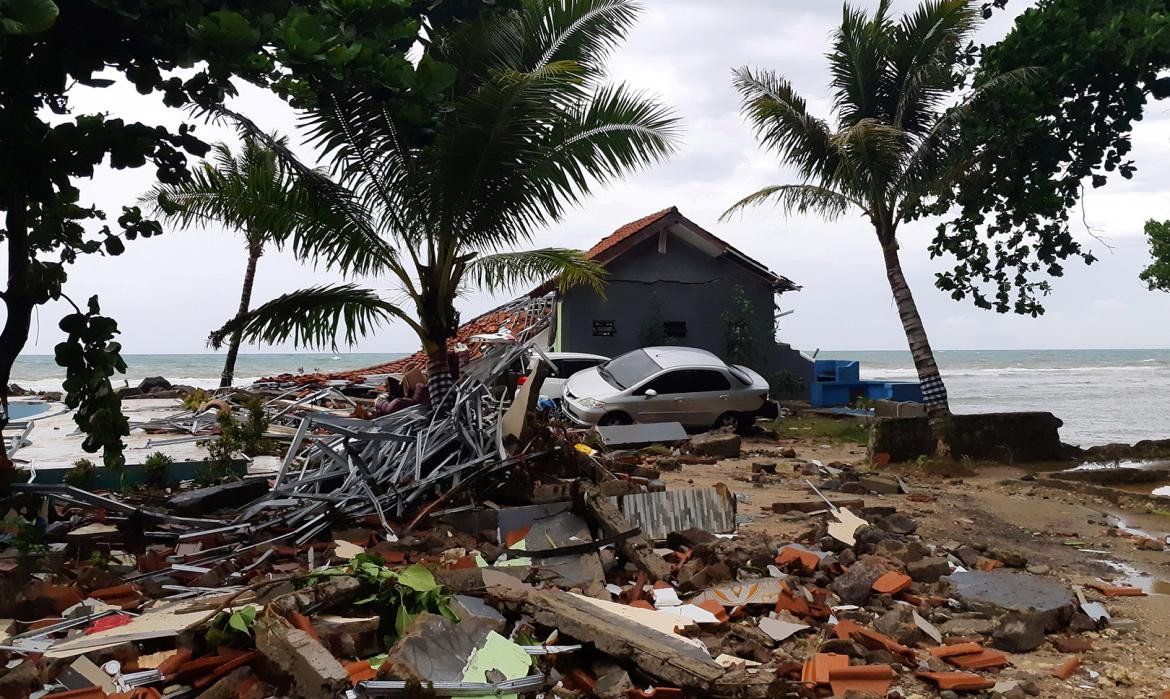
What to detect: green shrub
<box><xmin>63</xmin><ymin>458</ymin><xmax>97</xmax><ymax>488</ymax></box>
<box><xmin>181</xmin><ymin>388</ymin><xmax>209</xmax><ymax>412</ymax></box>
<box><xmin>142</xmin><ymin>451</ymin><xmax>175</xmax><ymax>487</ymax></box>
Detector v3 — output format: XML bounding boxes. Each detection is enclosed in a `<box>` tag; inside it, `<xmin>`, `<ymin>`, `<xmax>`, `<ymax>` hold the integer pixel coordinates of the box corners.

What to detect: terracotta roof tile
<box><xmin>583</xmin><ymin>206</ymin><xmax>676</xmax><ymax>259</ymax></box>
<box><xmin>916</xmin><ymin>671</ymin><xmax>996</xmax><ymax>691</ymax></box>
<box><xmin>263</xmin><ymin>306</ymin><xmax>542</xmax><ymax>386</ymax></box>
<box><xmin>828</xmin><ymin>665</ymin><xmax>894</xmax><ymax>696</ymax></box>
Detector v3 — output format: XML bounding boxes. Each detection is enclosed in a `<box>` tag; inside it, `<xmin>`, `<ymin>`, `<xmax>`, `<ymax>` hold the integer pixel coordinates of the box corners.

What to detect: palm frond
<box><xmin>886</xmin><ymin>0</ymin><xmax>980</xmax><ymax>133</ymax></box>
<box><xmin>720</xmin><ymin>184</ymin><xmax>861</xmax><ymax>222</ymax></box>
<box><xmin>209</xmin><ymin>284</ymin><xmax>416</xmax><ymax>351</ymax></box>
<box><xmin>481</xmin><ymin>0</ymin><xmax>640</xmax><ymax>80</ymax></box>
<box><xmin>731</xmin><ymin>67</ymin><xmax>837</xmax><ymax>183</ymax></box>
<box><xmin>466</xmin><ymin>248</ymin><xmax>607</xmax><ymax>295</ymax></box>
<box><xmin>830</xmin><ymin>118</ymin><xmax>909</xmax><ymax>198</ymax></box>
<box><xmin>446</xmin><ymin>78</ymin><xmax>679</xmax><ymax>254</ymax></box>
<box><xmin>829</xmin><ymin>0</ymin><xmax>894</xmax><ymax>125</ymax></box>
<box><xmin>204</xmin><ymin>105</ymin><xmax>402</xmax><ymax>278</ymax></box>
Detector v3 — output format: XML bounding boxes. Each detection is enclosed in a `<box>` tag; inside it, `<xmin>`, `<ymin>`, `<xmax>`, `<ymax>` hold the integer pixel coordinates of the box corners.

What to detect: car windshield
<box><xmin>598</xmin><ymin>349</ymin><xmax>662</xmax><ymax>389</ymax></box>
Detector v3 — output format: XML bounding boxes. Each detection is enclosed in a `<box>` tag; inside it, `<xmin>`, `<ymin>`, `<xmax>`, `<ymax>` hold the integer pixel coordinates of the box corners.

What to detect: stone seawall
<box><xmin>869</xmin><ymin>411</ymin><xmax>1066</xmax><ymax>463</ymax></box>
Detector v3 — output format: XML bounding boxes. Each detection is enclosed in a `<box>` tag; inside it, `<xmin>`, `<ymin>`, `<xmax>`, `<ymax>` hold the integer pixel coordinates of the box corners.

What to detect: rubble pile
<box><xmin>0</xmin><ymin>298</ymin><xmax>1154</xmax><ymax>697</ymax></box>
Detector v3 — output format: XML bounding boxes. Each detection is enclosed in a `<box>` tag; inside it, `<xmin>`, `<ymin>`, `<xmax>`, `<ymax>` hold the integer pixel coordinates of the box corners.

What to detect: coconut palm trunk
<box><xmin>220</xmin><ymin>238</ymin><xmax>263</xmax><ymax>388</ymax></box>
<box><xmin>723</xmin><ymin>0</ymin><xmax>1031</xmax><ymax>458</ymax></box>
<box><xmin>879</xmin><ymin>235</ymin><xmax>954</xmax><ymax>457</ymax></box>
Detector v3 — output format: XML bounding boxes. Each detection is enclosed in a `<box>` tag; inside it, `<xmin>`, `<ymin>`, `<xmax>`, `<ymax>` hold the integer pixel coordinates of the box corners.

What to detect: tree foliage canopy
<box><xmin>1140</xmin><ymin>219</ymin><xmax>1170</xmax><ymax>293</ymax></box>
<box><xmin>212</xmin><ymin>0</ymin><xmax>677</xmax><ymax>364</ymax></box>
<box><xmin>927</xmin><ymin>0</ymin><xmax>1170</xmax><ymax>315</ymax></box>
<box><xmin>0</xmin><ymin>0</ymin><xmax>503</xmax><ymax>466</ymax></box>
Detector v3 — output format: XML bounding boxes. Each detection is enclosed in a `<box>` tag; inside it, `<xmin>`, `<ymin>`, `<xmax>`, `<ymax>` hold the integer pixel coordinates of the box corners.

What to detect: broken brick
<box><xmin>1051</xmin><ymin>655</ymin><xmax>1081</xmax><ymax>680</ymax></box>
<box><xmin>871</xmin><ymin>571</ymin><xmax>912</xmax><ymax>596</ymax></box>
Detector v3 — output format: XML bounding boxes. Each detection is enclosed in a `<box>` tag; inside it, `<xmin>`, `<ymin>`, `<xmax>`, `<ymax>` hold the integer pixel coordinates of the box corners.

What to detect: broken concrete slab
<box><xmin>906</xmin><ymin>557</ymin><xmax>952</xmax><ymax>583</ymax></box>
<box><xmin>993</xmin><ymin>610</ymin><xmax>1048</xmax><ymax>652</ymax></box>
<box><xmin>689</xmin><ymin>430</ymin><xmax>741</xmax><ymax>458</ymax></box>
<box><xmin>381</xmin><ymin>612</ymin><xmax>494</xmax><ymax>683</ymax></box>
<box><xmin>486</xmin><ymin>586</ymin><xmax>725</xmax><ymax>693</ymax></box>
<box><xmin>770</xmin><ymin>496</ymin><xmax>864</xmax><ymax>514</ymax></box>
<box><xmin>944</xmin><ymin>570</ymin><xmax>1075</xmax><ymax>632</ymax></box>
<box><xmin>255</xmin><ymin>617</ymin><xmax>349</xmax><ymax>697</ymax></box>
<box><xmin>167</xmin><ymin>478</ymin><xmax>269</xmax><ymax>515</ymax></box>
<box><xmin>829</xmin><ymin>555</ymin><xmax>897</xmax><ymax>605</ymax></box>
<box><xmin>858</xmin><ymin>476</ymin><xmax>903</xmax><ymax>495</ymax></box>
<box><xmin>596</xmin><ymin>422</ymin><xmax>687</xmax><ymax>447</ymax></box>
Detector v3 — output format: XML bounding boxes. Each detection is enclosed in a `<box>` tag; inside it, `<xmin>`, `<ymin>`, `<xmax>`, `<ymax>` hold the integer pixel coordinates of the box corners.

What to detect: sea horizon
<box><xmin>9</xmin><ymin>348</ymin><xmax>1169</xmax><ymax>448</ymax></box>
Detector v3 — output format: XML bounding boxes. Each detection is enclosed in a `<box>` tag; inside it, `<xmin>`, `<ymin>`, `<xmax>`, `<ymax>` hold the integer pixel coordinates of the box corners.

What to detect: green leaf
<box><xmin>228</xmin><ymin>611</ymin><xmax>249</xmax><ymax>634</ymax></box>
<box><xmin>0</xmin><ymin>0</ymin><xmax>59</xmax><ymax>34</ymax></box>
<box><xmin>438</xmin><ymin>599</ymin><xmax>460</xmax><ymax>622</ymax></box>
<box><xmin>103</xmin><ymin>235</ymin><xmax>125</xmax><ymax>256</ymax></box>
<box><xmin>394</xmin><ymin>604</ymin><xmax>415</xmax><ymax>639</ymax></box>
<box><xmin>395</xmin><ymin>564</ymin><xmax>437</xmax><ymax>593</ymax></box>
<box><xmin>413</xmin><ymin>55</ymin><xmax>456</xmax><ymax>95</ymax></box>
<box><xmin>197</xmin><ymin>10</ymin><xmax>260</xmax><ymax>53</ymax></box>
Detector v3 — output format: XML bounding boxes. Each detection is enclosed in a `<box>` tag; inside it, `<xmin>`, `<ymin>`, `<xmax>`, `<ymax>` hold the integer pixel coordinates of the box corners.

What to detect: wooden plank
<box><xmin>583</xmin><ymin>485</ymin><xmax>672</xmax><ymax>582</ymax></box>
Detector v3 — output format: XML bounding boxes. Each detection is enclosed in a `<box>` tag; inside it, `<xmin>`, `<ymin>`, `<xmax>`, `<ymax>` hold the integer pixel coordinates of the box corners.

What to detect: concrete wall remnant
<box><xmin>868</xmin><ymin>412</ymin><xmax>1065</xmax><ymax>463</ymax></box>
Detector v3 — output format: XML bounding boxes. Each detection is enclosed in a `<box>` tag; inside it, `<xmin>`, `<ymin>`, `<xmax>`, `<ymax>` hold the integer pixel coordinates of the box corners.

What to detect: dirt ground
<box><xmin>659</xmin><ymin>433</ymin><xmax>1170</xmax><ymax>697</ymax></box>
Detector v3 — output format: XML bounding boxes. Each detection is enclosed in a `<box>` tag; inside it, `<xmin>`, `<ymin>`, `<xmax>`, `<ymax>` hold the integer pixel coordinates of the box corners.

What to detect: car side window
<box><xmin>688</xmin><ymin>370</ymin><xmax>731</xmax><ymax>392</ymax></box>
<box><xmin>636</xmin><ymin>369</ymin><xmax>730</xmax><ymax>395</ymax></box>
<box><xmin>636</xmin><ymin>371</ymin><xmax>687</xmax><ymax>395</ymax></box>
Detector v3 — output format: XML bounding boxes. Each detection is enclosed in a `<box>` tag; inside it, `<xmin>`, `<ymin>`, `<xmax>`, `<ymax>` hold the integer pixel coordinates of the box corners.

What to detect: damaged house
<box><xmin>546</xmin><ymin>207</ymin><xmax>812</xmax><ymax>396</ymax></box>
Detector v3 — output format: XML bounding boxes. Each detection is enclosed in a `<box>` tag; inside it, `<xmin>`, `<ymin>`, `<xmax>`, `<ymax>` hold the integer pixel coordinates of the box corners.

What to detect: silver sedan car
<box><xmin>561</xmin><ymin>346</ymin><xmax>771</xmax><ymax>431</ymax></box>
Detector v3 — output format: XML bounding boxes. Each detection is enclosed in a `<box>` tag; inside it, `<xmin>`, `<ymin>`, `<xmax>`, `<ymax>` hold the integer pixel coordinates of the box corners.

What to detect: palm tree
<box><xmin>723</xmin><ymin>0</ymin><xmax>1027</xmax><ymax>457</ymax></box>
<box><xmin>141</xmin><ymin>135</ymin><xmax>347</xmax><ymax>387</ymax></box>
<box><xmin>209</xmin><ymin>0</ymin><xmax>680</xmax><ymax>414</ymax></box>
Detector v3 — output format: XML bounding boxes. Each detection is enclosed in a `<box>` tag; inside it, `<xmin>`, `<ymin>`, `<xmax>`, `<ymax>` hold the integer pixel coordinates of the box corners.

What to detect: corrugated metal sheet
<box><xmin>614</xmin><ymin>484</ymin><xmax>736</xmax><ymax>541</ymax></box>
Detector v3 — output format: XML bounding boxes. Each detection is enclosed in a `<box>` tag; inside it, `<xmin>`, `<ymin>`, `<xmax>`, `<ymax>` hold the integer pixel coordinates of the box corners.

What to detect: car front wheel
<box><xmin>598</xmin><ymin>412</ymin><xmax>633</xmax><ymax>427</ymax></box>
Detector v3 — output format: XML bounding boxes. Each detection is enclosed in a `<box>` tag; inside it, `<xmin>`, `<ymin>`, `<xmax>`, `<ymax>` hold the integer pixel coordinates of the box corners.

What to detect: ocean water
<box><xmin>818</xmin><ymin>349</ymin><xmax>1170</xmax><ymax>447</ymax></box>
<box><xmin>9</xmin><ymin>349</ymin><xmax>1169</xmax><ymax>448</ymax></box>
<box><xmin>9</xmin><ymin>353</ymin><xmax>404</xmax><ymax>394</ymax></box>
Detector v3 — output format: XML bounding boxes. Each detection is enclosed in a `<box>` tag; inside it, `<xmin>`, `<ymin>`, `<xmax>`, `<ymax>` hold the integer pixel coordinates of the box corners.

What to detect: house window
<box><xmin>663</xmin><ymin>321</ymin><xmax>687</xmax><ymax>338</ymax></box>
<box><xmin>592</xmin><ymin>320</ymin><xmax>615</xmax><ymax>337</ymax></box>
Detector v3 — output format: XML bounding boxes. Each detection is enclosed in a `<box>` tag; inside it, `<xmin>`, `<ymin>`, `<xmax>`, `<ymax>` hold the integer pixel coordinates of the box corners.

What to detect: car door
<box><xmin>675</xmin><ymin>369</ymin><xmax>734</xmax><ymax>425</ymax></box>
<box><xmin>628</xmin><ymin>371</ymin><xmax>690</xmax><ymax>423</ymax></box>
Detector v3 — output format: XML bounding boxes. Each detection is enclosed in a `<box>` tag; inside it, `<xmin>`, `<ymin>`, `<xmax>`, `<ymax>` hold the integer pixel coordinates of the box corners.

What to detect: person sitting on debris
<box><xmin>374</xmin><ymin>352</ymin><xmax>461</xmax><ymax>415</ymax></box>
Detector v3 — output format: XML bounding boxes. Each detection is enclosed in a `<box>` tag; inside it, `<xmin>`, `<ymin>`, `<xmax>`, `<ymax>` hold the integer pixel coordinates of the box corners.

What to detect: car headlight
<box><xmin>578</xmin><ymin>397</ymin><xmax>604</xmax><ymax>409</ymax></box>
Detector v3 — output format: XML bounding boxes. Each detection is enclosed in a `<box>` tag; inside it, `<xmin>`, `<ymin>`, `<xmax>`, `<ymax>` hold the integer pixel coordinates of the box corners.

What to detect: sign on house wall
<box><xmin>592</xmin><ymin>320</ymin><xmax>615</xmax><ymax>337</ymax></box>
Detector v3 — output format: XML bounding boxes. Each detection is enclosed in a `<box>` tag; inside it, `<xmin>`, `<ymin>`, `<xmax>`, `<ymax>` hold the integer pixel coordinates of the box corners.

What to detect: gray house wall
<box><xmin>557</xmin><ymin>233</ymin><xmax>813</xmax><ymax>397</ymax></box>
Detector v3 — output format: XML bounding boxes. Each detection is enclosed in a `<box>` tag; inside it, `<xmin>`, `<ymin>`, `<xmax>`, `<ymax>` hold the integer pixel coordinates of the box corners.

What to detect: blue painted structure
<box><xmin>810</xmin><ymin>359</ymin><xmax>923</xmax><ymax>408</ymax></box>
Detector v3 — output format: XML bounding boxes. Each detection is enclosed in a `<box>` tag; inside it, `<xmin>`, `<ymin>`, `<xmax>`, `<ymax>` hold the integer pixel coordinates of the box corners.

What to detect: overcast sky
<box><xmin>16</xmin><ymin>0</ymin><xmax>1170</xmax><ymax>357</ymax></box>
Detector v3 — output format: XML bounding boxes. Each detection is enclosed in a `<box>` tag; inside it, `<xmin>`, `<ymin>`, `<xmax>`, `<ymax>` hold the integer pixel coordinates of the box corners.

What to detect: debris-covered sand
<box><xmin>4</xmin><ymin>299</ymin><xmax>1170</xmax><ymax>699</ymax></box>
<box><xmin>665</xmin><ymin>433</ymin><xmax>1170</xmax><ymax>697</ymax></box>
<box><xmin>5</xmin><ymin>417</ymin><xmax>1170</xmax><ymax>698</ymax></box>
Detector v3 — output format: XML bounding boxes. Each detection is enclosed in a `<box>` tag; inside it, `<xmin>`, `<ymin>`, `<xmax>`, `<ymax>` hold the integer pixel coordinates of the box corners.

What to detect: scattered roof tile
<box><xmin>916</xmin><ymin>671</ymin><xmax>996</xmax><ymax>691</ymax></box>
<box><xmin>828</xmin><ymin>665</ymin><xmax>894</xmax><ymax>696</ymax></box>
